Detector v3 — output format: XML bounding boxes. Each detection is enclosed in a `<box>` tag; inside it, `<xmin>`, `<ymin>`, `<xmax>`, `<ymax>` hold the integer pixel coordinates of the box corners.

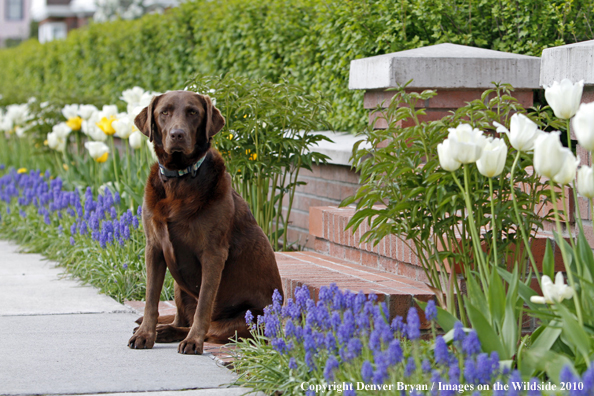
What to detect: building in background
<box><xmin>31</xmin><ymin>0</ymin><xmax>95</xmax><ymax>43</ymax></box>
<box><xmin>0</xmin><ymin>0</ymin><xmax>32</xmax><ymax>47</ymax></box>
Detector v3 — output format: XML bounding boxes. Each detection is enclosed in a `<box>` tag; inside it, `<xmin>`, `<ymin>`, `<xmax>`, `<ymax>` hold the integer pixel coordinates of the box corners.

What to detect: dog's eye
<box><xmin>189</xmin><ymin>110</ymin><xmax>197</xmax><ymax>115</ymax></box>
<box><xmin>161</xmin><ymin>111</ymin><xmax>169</xmax><ymax>115</ymax></box>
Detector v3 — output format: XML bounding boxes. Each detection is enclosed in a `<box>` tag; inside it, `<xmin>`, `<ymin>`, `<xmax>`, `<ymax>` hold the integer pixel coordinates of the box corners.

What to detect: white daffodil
<box><xmin>61</xmin><ymin>104</ymin><xmax>80</xmax><ymax>120</ymax></box>
<box><xmin>573</xmin><ymin>102</ymin><xmax>594</xmax><ymax>151</ymax></box>
<box><xmin>113</xmin><ymin>115</ymin><xmax>134</xmax><ymax>139</ymax></box>
<box><xmin>101</xmin><ymin>105</ymin><xmax>119</xmax><ymax>118</ymax></box>
<box><xmin>476</xmin><ymin>137</ymin><xmax>508</xmax><ymax>177</ymax></box>
<box><xmin>447</xmin><ymin>124</ymin><xmax>487</xmax><ymax>164</ymax></box>
<box><xmin>544</xmin><ymin>79</ymin><xmax>584</xmax><ymax>120</ymax></box>
<box><xmin>52</xmin><ymin>122</ymin><xmax>72</xmax><ymax>139</ymax></box>
<box><xmin>84</xmin><ymin>141</ymin><xmax>110</xmax><ymax>163</ymax></box>
<box><xmin>530</xmin><ymin>272</ymin><xmax>574</xmax><ymax>304</ymax></box>
<box><xmin>533</xmin><ymin>131</ymin><xmax>566</xmax><ymax>180</ymax></box>
<box><xmin>494</xmin><ymin>113</ymin><xmax>544</xmax><ymax>152</ymax></box>
<box><xmin>78</xmin><ymin>104</ymin><xmax>99</xmax><ymax>120</ymax></box>
<box><xmin>437</xmin><ymin>138</ymin><xmax>461</xmax><ymax>172</ymax></box>
<box><xmin>129</xmin><ymin>130</ymin><xmax>143</xmax><ymax>149</ymax></box>
<box><xmin>46</xmin><ymin>131</ymin><xmax>67</xmax><ymax>152</ymax></box>
<box><xmin>552</xmin><ymin>148</ymin><xmax>579</xmax><ymax>185</ymax></box>
<box><xmin>577</xmin><ymin>166</ymin><xmax>594</xmax><ymax>199</ymax></box>
<box><xmin>83</xmin><ymin>111</ymin><xmax>108</xmax><ymax>142</ymax></box>
<box><xmin>5</xmin><ymin>103</ymin><xmax>30</xmax><ymax>127</ymax></box>
<box><xmin>120</xmin><ymin>86</ymin><xmax>145</xmax><ymax>105</ymax></box>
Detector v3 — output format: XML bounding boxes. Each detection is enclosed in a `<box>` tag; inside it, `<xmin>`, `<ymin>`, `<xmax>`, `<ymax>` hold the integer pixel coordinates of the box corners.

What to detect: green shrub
<box><xmin>0</xmin><ymin>0</ymin><xmax>592</xmax><ymax>131</ymax></box>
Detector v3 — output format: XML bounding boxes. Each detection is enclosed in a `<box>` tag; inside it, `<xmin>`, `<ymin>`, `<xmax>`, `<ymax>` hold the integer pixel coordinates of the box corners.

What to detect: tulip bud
<box><xmin>494</xmin><ymin>113</ymin><xmax>543</xmax><ymax>152</ymax></box>
<box><xmin>447</xmin><ymin>124</ymin><xmax>487</xmax><ymax>164</ymax></box>
<box><xmin>573</xmin><ymin>102</ymin><xmax>594</xmax><ymax>151</ymax></box>
<box><xmin>476</xmin><ymin>137</ymin><xmax>508</xmax><ymax>177</ymax></box>
<box><xmin>577</xmin><ymin>165</ymin><xmax>594</xmax><ymax>199</ymax></box>
<box><xmin>544</xmin><ymin>79</ymin><xmax>584</xmax><ymax>120</ymax></box>
<box><xmin>129</xmin><ymin>131</ymin><xmax>143</xmax><ymax>149</ymax></box>
<box><xmin>533</xmin><ymin>131</ymin><xmax>565</xmax><ymax>179</ymax></box>
<box><xmin>437</xmin><ymin>139</ymin><xmax>461</xmax><ymax>172</ymax></box>
<box><xmin>85</xmin><ymin>141</ymin><xmax>110</xmax><ymax>163</ymax></box>
<box><xmin>552</xmin><ymin>148</ymin><xmax>579</xmax><ymax>185</ymax></box>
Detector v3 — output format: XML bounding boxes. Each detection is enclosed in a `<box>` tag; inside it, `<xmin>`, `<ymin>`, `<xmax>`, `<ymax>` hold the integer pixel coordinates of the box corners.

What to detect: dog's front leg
<box><xmin>178</xmin><ymin>252</ymin><xmax>225</xmax><ymax>354</ymax></box>
<box><xmin>128</xmin><ymin>243</ymin><xmax>167</xmax><ymax>349</ymax></box>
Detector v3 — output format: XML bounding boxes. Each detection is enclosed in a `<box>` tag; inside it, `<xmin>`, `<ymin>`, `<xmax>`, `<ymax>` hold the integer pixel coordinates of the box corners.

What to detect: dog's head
<box><xmin>134</xmin><ymin>90</ymin><xmax>225</xmax><ymax>169</ymax></box>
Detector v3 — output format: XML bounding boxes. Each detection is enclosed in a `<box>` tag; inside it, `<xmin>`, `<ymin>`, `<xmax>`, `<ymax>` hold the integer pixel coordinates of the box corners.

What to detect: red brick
<box><xmin>397</xmin><ymin>263</ymin><xmax>418</xmax><ymax>281</ymax></box>
<box><xmin>345</xmin><ymin>246</ymin><xmax>362</xmax><ymax>264</ymax></box>
<box><xmin>361</xmin><ymin>251</ymin><xmax>378</xmax><ymax>268</ymax></box>
<box><xmin>309</xmin><ymin>207</ymin><xmax>325</xmax><ymax>237</ymax></box>
<box><xmin>329</xmin><ymin>243</ymin><xmax>346</xmax><ymax>260</ymax></box>
<box><xmin>379</xmin><ymin>256</ymin><xmax>397</xmax><ymax>273</ymax></box>
<box><xmin>313</xmin><ymin>238</ymin><xmax>329</xmax><ymax>254</ymax></box>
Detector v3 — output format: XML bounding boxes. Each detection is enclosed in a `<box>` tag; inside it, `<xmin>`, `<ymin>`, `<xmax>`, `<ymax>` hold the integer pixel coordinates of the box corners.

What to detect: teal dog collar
<box><xmin>158</xmin><ymin>155</ymin><xmax>206</xmax><ymax>178</ymax></box>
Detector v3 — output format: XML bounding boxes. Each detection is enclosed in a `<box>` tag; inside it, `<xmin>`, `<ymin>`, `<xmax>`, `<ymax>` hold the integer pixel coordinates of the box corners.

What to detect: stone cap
<box><xmin>540</xmin><ymin>40</ymin><xmax>594</xmax><ymax>87</ymax></box>
<box><xmin>349</xmin><ymin>43</ymin><xmax>541</xmax><ymax>90</ymax></box>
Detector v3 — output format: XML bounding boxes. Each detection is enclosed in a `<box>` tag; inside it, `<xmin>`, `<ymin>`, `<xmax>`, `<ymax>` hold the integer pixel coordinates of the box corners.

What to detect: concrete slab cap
<box><xmin>540</xmin><ymin>40</ymin><xmax>594</xmax><ymax>87</ymax></box>
<box><xmin>349</xmin><ymin>43</ymin><xmax>541</xmax><ymax>90</ymax></box>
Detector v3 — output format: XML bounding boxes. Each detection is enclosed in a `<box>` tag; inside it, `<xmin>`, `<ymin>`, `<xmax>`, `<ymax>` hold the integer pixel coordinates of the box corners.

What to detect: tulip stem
<box><xmin>549</xmin><ymin>179</ymin><xmax>583</xmax><ymax>326</ymax></box>
<box><xmin>452</xmin><ymin>167</ymin><xmax>488</xmax><ymax>289</ymax></box>
<box><xmin>488</xmin><ymin>178</ymin><xmax>498</xmax><ymax>267</ymax></box>
<box><xmin>509</xmin><ymin>151</ymin><xmax>539</xmax><ymax>283</ymax></box>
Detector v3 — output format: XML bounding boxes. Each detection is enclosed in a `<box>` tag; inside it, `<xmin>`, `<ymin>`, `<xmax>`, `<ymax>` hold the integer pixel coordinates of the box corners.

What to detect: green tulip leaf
<box><xmin>466</xmin><ymin>299</ymin><xmax>508</xmax><ymax>359</ymax></box>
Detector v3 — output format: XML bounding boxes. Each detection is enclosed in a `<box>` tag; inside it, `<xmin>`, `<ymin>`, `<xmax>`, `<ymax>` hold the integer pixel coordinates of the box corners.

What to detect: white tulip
<box><xmin>101</xmin><ymin>105</ymin><xmax>119</xmax><ymax>118</ymax></box>
<box><xmin>146</xmin><ymin>138</ymin><xmax>158</xmax><ymax>160</ymax></box>
<box><xmin>494</xmin><ymin>113</ymin><xmax>544</xmax><ymax>152</ymax></box>
<box><xmin>15</xmin><ymin>126</ymin><xmax>26</xmax><ymax>138</ymax></box>
<box><xmin>84</xmin><ymin>141</ymin><xmax>110</xmax><ymax>163</ymax></box>
<box><xmin>120</xmin><ymin>86</ymin><xmax>145</xmax><ymax>105</ymax></box>
<box><xmin>476</xmin><ymin>137</ymin><xmax>508</xmax><ymax>177</ymax></box>
<box><xmin>437</xmin><ymin>138</ymin><xmax>461</xmax><ymax>171</ymax></box>
<box><xmin>447</xmin><ymin>124</ymin><xmax>487</xmax><ymax>164</ymax></box>
<box><xmin>52</xmin><ymin>122</ymin><xmax>72</xmax><ymax>139</ymax></box>
<box><xmin>533</xmin><ymin>131</ymin><xmax>566</xmax><ymax>179</ymax></box>
<box><xmin>113</xmin><ymin>116</ymin><xmax>134</xmax><ymax>139</ymax></box>
<box><xmin>5</xmin><ymin>103</ymin><xmax>30</xmax><ymax>127</ymax></box>
<box><xmin>577</xmin><ymin>166</ymin><xmax>594</xmax><ymax>199</ymax></box>
<box><xmin>552</xmin><ymin>148</ymin><xmax>579</xmax><ymax>185</ymax></box>
<box><xmin>47</xmin><ymin>131</ymin><xmax>66</xmax><ymax>152</ymax></box>
<box><xmin>129</xmin><ymin>130</ymin><xmax>143</xmax><ymax>149</ymax></box>
<box><xmin>61</xmin><ymin>104</ymin><xmax>79</xmax><ymax>120</ymax></box>
<box><xmin>544</xmin><ymin>79</ymin><xmax>584</xmax><ymax>120</ymax></box>
<box><xmin>78</xmin><ymin>105</ymin><xmax>98</xmax><ymax>120</ymax></box>
<box><xmin>573</xmin><ymin>102</ymin><xmax>594</xmax><ymax>151</ymax></box>
<box><xmin>139</xmin><ymin>92</ymin><xmax>158</xmax><ymax>108</ymax></box>
<box><xmin>83</xmin><ymin>111</ymin><xmax>107</xmax><ymax>142</ymax></box>
<box><xmin>530</xmin><ymin>272</ymin><xmax>574</xmax><ymax>304</ymax></box>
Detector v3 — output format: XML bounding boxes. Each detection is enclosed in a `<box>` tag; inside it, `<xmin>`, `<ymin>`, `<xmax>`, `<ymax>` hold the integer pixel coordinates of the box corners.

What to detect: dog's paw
<box><xmin>128</xmin><ymin>330</ymin><xmax>155</xmax><ymax>349</ymax></box>
<box><xmin>178</xmin><ymin>338</ymin><xmax>204</xmax><ymax>355</ymax></box>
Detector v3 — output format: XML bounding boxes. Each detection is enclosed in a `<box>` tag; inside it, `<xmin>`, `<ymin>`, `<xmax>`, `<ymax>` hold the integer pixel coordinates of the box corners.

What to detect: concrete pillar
<box><xmin>348</xmin><ymin>43</ymin><xmax>541</xmax><ymax>128</ymax></box>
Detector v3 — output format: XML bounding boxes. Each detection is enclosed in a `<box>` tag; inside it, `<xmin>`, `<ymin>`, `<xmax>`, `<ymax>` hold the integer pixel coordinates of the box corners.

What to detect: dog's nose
<box><xmin>170</xmin><ymin>129</ymin><xmax>186</xmax><ymax>142</ymax></box>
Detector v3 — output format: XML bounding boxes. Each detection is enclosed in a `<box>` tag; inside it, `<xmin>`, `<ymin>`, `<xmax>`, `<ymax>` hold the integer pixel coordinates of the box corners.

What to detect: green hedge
<box><xmin>1</xmin><ymin>0</ymin><xmax>593</xmax><ymax>132</ymax></box>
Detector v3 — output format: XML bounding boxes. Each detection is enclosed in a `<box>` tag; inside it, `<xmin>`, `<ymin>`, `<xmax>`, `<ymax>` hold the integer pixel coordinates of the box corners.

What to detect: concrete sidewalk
<box><xmin>0</xmin><ymin>240</ymin><xmax>249</xmax><ymax>396</ymax></box>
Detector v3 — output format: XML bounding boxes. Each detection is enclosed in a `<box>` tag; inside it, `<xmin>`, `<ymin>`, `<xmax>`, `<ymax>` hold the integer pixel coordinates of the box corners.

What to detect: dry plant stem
<box><xmin>549</xmin><ymin>179</ymin><xmax>583</xmax><ymax>326</ymax></box>
<box><xmin>509</xmin><ymin>151</ymin><xmax>539</xmax><ymax>283</ymax></box>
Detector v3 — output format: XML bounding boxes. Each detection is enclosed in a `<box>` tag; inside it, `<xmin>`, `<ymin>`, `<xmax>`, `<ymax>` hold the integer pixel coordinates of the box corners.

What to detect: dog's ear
<box><xmin>199</xmin><ymin>94</ymin><xmax>225</xmax><ymax>140</ymax></box>
<box><xmin>134</xmin><ymin>94</ymin><xmax>161</xmax><ymax>142</ymax></box>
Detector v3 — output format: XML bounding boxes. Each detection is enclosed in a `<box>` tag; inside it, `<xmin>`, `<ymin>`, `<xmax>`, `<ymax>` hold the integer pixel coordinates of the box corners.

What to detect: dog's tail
<box><xmin>135</xmin><ymin>314</ymin><xmax>176</xmax><ymax>325</ymax></box>
<box><xmin>206</xmin><ymin>315</ymin><xmax>252</xmax><ymax>344</ymax></box>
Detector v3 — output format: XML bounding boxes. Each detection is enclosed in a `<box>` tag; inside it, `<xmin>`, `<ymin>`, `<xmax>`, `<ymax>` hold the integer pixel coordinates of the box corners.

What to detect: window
<box><xmin>6</xmin><ymin>0</ymin><xmax>24</xmax><ymax>20</ymax></box>
<box><xmin>38</xmin><ymin>22</ymin><xmax>67</xmax><ymax>43</ymax></box>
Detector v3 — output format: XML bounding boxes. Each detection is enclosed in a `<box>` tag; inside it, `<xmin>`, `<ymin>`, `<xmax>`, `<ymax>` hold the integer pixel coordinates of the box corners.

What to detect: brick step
<box><xmin>309</xmin><ymin>206</ymin><xmax>570</xmax><ymax>284</ymax></box>
<box><xmin>276</xmin><ymin>251</ymin><xmax>434</xmax><ymax>323</ymax></box>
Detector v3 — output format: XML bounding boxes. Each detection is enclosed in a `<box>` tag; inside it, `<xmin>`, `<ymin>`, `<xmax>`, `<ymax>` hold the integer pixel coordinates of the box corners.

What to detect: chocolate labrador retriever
<box><xmin>128</xmin><ymin>90</ymin><xmax>283</xmax><ymax>354</ymax></box>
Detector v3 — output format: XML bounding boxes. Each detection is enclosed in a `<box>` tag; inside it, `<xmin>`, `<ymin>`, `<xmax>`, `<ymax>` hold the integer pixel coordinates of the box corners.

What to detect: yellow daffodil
<box><xmin>85</xmin><ymin>141</ymin><xmax>110</xmax><ymax>163</ymax></box>
<box><xmin>96</xmin><ymin>115</ymin><xmax>117</xmax><ymax>135</ymax></box>
<box><xmin>228</xmin><ymin>133</ymin><xmax>234</xmax><ymax>140</ymax></box>
<box><xmin>66</xmin><ymin>116</ymin><xmax>83</xmax><ymax>131</ymax></box>
<box><xmin>17</xmin><ymin>168</ymin><xmax>27</xmax><ymax>174</ymax></box>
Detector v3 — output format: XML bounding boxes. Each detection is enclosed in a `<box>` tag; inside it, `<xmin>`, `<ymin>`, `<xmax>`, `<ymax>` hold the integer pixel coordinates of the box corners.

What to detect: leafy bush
<box><xmin>0</xmin><ymin>0</ymin><xmax>592</xmax><ymax>132</ymax></box>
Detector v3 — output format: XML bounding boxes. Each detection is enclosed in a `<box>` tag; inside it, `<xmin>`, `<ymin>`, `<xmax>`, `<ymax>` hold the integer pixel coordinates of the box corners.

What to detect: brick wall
<box><xmin>282</xmin><ymin>163</ymin><xmax>360</xmax><ymax>250</ymax></box>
